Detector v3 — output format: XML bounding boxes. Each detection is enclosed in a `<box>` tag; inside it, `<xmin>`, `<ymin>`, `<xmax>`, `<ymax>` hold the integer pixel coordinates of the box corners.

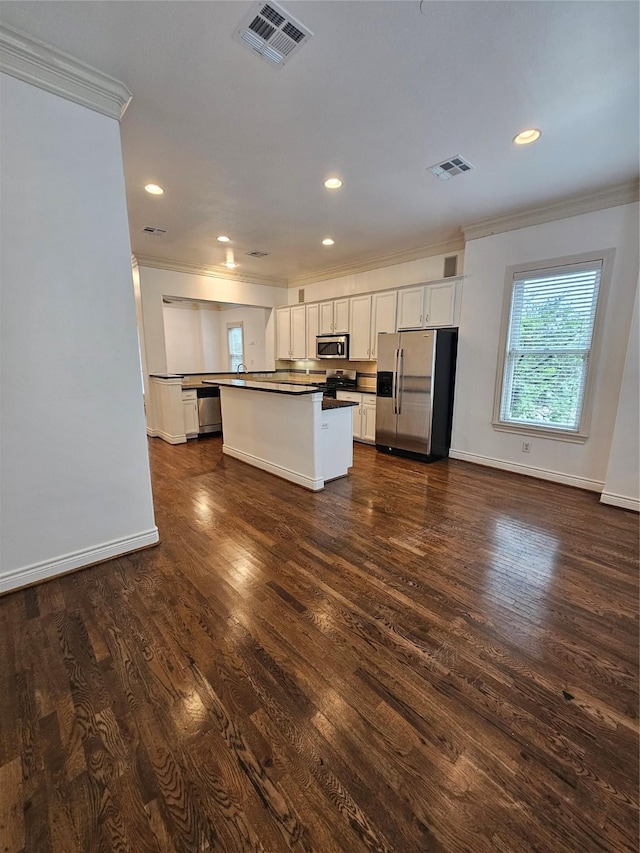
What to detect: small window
<box><xmin>494</xmin><ymin>252</ymin><xmax>611</xmax><ymax>441</ymax></box>
<box><xmin>227</xmin><ymin>323</ymin><xmax>244</xmax><ymax>371</ymax></box>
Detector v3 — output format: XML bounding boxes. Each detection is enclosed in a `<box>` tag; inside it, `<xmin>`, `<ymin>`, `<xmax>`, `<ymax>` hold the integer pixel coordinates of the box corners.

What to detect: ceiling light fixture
<box><xmin>324</xmin><ymin>178</ymin><xmax>342</xmax><ymax>189</ymax></box>
<box><xmin>224</xmin><ymin>261</ymin><xmax>237</xmax><ymax>269</ymax></box>
<box><xmin>217</xmin><ymin>235</ymin><xmax>231</xmax><ymax>242</ymax></box>
<box><xmin>144</xmin><ymin>184</ymin><xmax>164</xmax><ymax>195</ymax></box>
<box><xmin>513</xmin><ymin>128</ymin><xmax>541</xmax><ymax>145</ymax></box>
<box><xmin>322</xmin><ymin>238</ymin><xmax>335</xmax><ymax>246</ymax></box>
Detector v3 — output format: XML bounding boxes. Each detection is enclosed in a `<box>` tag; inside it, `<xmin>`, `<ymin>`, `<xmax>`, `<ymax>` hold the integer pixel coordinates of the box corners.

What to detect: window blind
<box><xmin>227</xmin><ymin>325</ymin><xmax>244</xmax><ymax>371</ymax></box>
<box><xmin>499</xmin><ymin>261</ymin><xmax>602</xmax><ymax>432</ymax></box>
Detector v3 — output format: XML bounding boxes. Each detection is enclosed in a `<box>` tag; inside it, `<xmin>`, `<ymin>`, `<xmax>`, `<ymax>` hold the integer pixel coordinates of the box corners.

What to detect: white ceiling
<box><xmin>2</xmin><ymin>1</ymin><xmax>638</xmax><ymax>285</ymax></box>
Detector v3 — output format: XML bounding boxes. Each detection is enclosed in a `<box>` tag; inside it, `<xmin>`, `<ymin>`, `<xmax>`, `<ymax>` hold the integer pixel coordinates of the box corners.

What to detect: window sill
<box><xmin>491</xmin><ymin>421</ymin><xmax>588</xmax><ymax>444</ymax></box>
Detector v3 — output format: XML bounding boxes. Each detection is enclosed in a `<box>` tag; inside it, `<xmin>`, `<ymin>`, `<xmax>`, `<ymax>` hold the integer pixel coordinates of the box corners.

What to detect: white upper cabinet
<box><xmin>397</xmin><ymin>287</ymin><xmax>425</xmax><ymax>330</ymax></box>
<box><xmin>397</xmin><ymin>281</ymin><xmax>457</xmax><ymax>330</ymax></box>
<box><xmin>276</xmin><ymin>307</ymin><xmax>292</xmax><ymax>359</ymax></box>
<box><xmin>349</xmin><ymin>294</ymin><xmax>372</xmax><ymax>360</ymax></box>
<box><xmin>318</xmin><ymin>298</ymin><xmax>350</xmax><ymax>334</ymax></box>
<box><xmin>319</xmin><ymin>302</ymin><xmax>334</xmax><ymax>334</ymax></box>
<box><xmin>277</xmin><ymin>305</ymin><xmax>309</xmax><ymax>360</ymax></box>
<box><xmin>370</xmin><ymin>291</ymin><xmax>397</xmax><ymax>359</ymax></box>
<box><xmin>306</xmin><ymin>303</ymin><xmax>319</xmax><ymax>358</ymax></box>
<box><xmin>424</xmin><ymin>281</ymin><xmax>457</xmax><ymax>327</ymax></box>
<box><xmin>333</xmin><ymin>299</ymin><xmax>350</xmax><ymax>333</ymax></box>
<box><xmin>290</xmin><ymin>305</ymin><xmax>307</xmax><ymax>359</ymax></box>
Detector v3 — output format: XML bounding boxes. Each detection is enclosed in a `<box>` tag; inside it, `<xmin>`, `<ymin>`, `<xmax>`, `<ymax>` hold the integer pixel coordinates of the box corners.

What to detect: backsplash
<box><xmin>275</xmin><ymin>359</ymin><xmax>377</xmax><ymax>389</ymax></box>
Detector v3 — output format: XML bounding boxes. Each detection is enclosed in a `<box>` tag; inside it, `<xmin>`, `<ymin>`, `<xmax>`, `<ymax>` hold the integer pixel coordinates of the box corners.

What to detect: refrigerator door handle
<box><xmin>392</xmin><ymin>348</ymin><xmax>399</xmax><ymax>414</ymax></box>
<box><xmin>397</xmin><ymin>348</ymin><xmax>404</xmax><ymax>414</ymax></box>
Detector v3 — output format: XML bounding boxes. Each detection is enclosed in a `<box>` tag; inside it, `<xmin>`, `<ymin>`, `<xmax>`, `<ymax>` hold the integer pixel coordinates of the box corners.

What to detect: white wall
<box><xmin>138</xmin><ymin>266</ymin><xmax>285</xmax><ymax>378</ymax></box>
<box><xmin>0</xmin><ymin>74</ymin><xmax>157</xmax><ymax>590</ymax></box>
<box><xmin>450</xmin><ymin>203</ymin><xmax>639</xmax><ymax>491</ymax></box>
<box><xmin>163</xmin><ymin>301</ymin><xmax>206</xmax><ymax>372</ymax></box>
<box><xmin>161</xmin><ymin>301</ymin><xmax>269</xmax><ymax>374</ymax></box>
<box><xmin>601</xmin><ymin>277</ymin><xmax>640</xmax><ymax>510</ymax></box>
<box><xmin>217</xmin><ymin>306</ymin><xmax>269</xmax><ymax>371</ymax></box>
<box><xmin>288</xmin><ymin>250</ymin><xmax>464</xmax><ymax>305</ymax></box>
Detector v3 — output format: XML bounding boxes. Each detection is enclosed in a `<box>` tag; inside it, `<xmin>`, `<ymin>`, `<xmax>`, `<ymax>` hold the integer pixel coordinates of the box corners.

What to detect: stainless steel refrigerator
<box><xmin>375</xmin><ymin>329</ymin><xmax>458</xmax><ymax>461</ymax></box>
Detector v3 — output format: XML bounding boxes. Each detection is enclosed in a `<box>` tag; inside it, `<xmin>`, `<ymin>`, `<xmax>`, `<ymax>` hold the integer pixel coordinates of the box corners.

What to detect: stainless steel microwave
<box><xmin>316</xmin><ymin>334</ymin><xmax>349</xmax><ymax>359</ymax></box>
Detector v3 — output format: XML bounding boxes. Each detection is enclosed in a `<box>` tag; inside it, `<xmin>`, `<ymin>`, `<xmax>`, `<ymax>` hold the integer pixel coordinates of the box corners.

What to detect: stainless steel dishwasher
<box><xmin>196</xmin><ymin>386</ymin><xmax>222</xmax><ymax>434</ymax></box>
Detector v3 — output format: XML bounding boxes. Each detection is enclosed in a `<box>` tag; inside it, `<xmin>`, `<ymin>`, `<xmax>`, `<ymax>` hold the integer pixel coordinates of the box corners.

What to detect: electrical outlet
<box><xmin>522</xmin><ymin>441</ymin><xmax>531</xmax><ymax>453</ymax></box>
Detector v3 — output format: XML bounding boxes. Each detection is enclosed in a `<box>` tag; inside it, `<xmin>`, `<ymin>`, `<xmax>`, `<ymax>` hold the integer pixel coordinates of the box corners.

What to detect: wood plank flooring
<box><xmin>1</xmin><ymin>436</ymin><xmax>638</xmax><ymax>852</ymax></box>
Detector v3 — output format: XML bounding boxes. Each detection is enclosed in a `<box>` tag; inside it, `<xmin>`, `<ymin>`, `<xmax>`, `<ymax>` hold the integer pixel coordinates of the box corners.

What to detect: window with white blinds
<box><xmin>497</xmin><ymin>260</ymin><xmax>603</xmax><ymax>434</ymax></box>
<box><xmin>227</xmin><ymin>323</ymin><xmax>244</xmax><ymax>371</ymax></box>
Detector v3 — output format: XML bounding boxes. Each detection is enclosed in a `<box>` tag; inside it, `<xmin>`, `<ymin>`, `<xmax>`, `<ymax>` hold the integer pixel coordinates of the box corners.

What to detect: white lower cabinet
<box><xmin>361</xmin><ymin>398</ymin><xmax>377</xmax><ymax>442</ymax></box>
<box><xmin>182</xmin><ymin>390</ymin><xmax>199</xmax><ymax>438</ymax></box>
<box><xmin>336</xmin><ymin>391</ymin><xmax>376</xmax><ymax>443</ymax></box>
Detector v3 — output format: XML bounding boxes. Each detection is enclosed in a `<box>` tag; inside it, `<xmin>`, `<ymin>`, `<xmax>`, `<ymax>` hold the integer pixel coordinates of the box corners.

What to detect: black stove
<box><xmin>323</xmin><ymin>369</ymin><xmax>357</xmax><ymax>399</ymax></box>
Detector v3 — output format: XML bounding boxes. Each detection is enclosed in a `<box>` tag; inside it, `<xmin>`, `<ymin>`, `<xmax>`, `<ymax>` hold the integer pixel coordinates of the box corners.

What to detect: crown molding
<box><xmin>462</xmin><ymin>180</ymin><xmax>640</xmax><ymax>242</ymax></box>
<box><xmin>0</xmin><ymin>24</ymin><xmax>132</xmax><ymax>120</ymax></box>
<box><xmin>287</xmin><ymin>236</ymin><xmax>465</xmax><ymax>288</ymax></box>
<box><xmin>135</xmin><ymin>254</ymin><xmax>289</xmax><ymax>288</ymax></box>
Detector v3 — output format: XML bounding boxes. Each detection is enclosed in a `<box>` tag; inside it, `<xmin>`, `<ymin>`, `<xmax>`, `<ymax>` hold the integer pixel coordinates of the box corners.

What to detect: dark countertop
<box><xmin>357</xmin><ymin>387</ymin><xmax>376</xmax><ymax>395</ymax></box>
<box><xmin>322</xmin><ymin>399</ymin><xmax>359</xmax><ymax>410</ymax></box>
<box><xmin>204</xmin><ymin>379</ymin><xmax>322</xmax><ymax>395</ymax></box>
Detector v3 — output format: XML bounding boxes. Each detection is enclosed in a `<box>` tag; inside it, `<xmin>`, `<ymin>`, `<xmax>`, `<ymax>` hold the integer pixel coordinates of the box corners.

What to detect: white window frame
<box><xmin>492</xmin><ymin>248</ymin><xmax>615</xmax><ymax>443</ymax></box>
<box><xmin>226</xmin><ymin>321</ymin><xmax>245</xmax><ymax>372</ymax></box>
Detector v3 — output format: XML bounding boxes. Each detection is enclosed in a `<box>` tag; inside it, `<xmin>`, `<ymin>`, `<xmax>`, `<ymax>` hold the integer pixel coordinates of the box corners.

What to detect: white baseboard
<box><xmin>0</xmin><ymin>527</ymin><xmax>160</xmax><ymax>595</ymax></box>
<box><xmin>223</xmin><ymin>445</ymin><xmax>324</xmax><ymax>491</ymax></box>
<box><xmin>449</xmin><ymin>449</ymin><xmax>604</xmax><ymax>492</ymax></box>
<box><xmin>599</xmin><ymin>491</ymin><xmax>640</xmax><ymax>512</ymax></box>
<box><xmin>147</xmin><ymin>428</ymin><xmax>186</xmax><ymax>445</ymax></box>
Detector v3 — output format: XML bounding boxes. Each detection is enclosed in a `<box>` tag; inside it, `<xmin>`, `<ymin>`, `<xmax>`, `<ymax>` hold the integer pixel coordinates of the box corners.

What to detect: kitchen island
<box><xmin>204</xmin><ymin>379</ymin><xmax>356</xmax><ymax>490</ymax></box>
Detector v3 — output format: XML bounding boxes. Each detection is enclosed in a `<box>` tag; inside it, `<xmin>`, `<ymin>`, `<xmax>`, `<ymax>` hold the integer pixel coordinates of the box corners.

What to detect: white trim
<box><xmin>491</xmin><ymin>249</ymin><xmax>615</xmax><ymax>443</ymax></box>
<box><xmin>287</xmin><ymin>239</ymin><xmax>464</xmax><ymax>288</ymax></box>
<box><xmin>462</xmin><ymin>181</ymin><xmax>639</xmax><ymax>242</ymax></box>
<box><xmin>0</xmin><ymin>528</ymin><xmax>160</xmax><ymax>595</ymax></box>
<box><xmin>599</xmin><ymin>492</ymin><xmax>640</xmax><ymax>512</ymax></box>
<box><xmin>0</xmin><ymin>23</ymin><xmax>132</xmax><ymax>121</ymax></box>
<box><xmin>136</xmin><ymin>254</ymin><xmax>288</xmax><ymax>288</ymax></box>
<box><xmin>151</xmin><ymin>429</ymin><xmax>187</xmax><ymax>445</ymax></box>
<box><xmin>449</xmin><ymin>449</ymin><xmax>604</xmax><ymax>493</ymax></box>
<box><xmin>222</xmin><ymin>444</ymin><xmax>324</xmax><ymax>491</ymax></box>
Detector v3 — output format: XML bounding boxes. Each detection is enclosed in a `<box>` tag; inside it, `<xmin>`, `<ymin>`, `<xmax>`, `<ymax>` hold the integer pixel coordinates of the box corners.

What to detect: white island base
<box><xmin>212</xmin><ymin>381</ymin><xmax>354</xmax><ymax>491</ymax></box>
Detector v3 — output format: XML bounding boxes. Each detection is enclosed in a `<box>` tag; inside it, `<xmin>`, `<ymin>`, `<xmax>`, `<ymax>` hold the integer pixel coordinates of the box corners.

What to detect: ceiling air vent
<box><xmin>427</xmin><ymin>156</ymin><xmax>474</xmax><ymax>182</ymax></box>
<box><xmin>246</xmin><ymin>250</ymin><xmax>270</xmax><ymax>257</ymax></box>
<box><xmin>233</xmin><ymin>2</ymin><xmax>313</xmax><ymax>68</ymax></box>
<box><xmin>141</xmin><ymin>226</ymin><xmax>167</xmax><ymax>235</ymax></box>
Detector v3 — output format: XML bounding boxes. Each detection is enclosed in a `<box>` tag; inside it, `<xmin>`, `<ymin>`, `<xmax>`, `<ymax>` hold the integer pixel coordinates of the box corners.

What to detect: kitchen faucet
<box><xmin>236</xmin><ymin>363</ymin><xmax>248</xmax><ymax>374</ymax></box>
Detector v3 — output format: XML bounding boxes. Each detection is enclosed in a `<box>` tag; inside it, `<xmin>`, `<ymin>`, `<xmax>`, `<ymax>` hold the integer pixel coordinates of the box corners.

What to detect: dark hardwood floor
<box><xmin>1</xmin><ymin>436</ymin><xmax>638</xmax><ymax>852</ymax></box>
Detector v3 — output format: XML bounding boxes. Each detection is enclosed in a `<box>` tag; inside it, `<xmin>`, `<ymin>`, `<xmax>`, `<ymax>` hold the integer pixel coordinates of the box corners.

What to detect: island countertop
<box><xmin>203</xmin><ymin>379</ymin><xmax>321</xmax><ymax>395</ymax></box>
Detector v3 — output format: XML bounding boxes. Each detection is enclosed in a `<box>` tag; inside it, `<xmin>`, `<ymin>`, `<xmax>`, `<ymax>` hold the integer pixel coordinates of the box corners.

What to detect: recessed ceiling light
<box><xmin>513</xmin><ymin>128</ymin><xmax>541</xmax><ymax>145</ymax></box>
<box><xmin>144</xmin><ymin>183</ymin><xmax>164</xmax><ymax>195</ymax></box>
<box><xmin>224</xmin><ymin>261</ymin><xmax>237</xmax><ymax>269</ymax></box>
<box><xmin>217</xmin><ymin>235</ymin><xmax>230</xmax><ymax>243</ymax></box>
<box><xmin>322</xmin><ymin>238</ymin><xmax>335</xmax><ymax>246</ymax></box>
<box><xmin>324</xmin><ymin>178</ymin><xmax>343</xmax><ymax>189</ymax></box>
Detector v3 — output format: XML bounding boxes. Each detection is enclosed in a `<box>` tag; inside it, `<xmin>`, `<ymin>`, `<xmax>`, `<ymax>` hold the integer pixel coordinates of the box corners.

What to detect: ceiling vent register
<box><xmin>427</xmin><ymin>156</ymin><xmax>474</xmax><ymax>181</ymax></box>
<box><xmin>246</xmin><ymin>250</ymin><xmax>270</xmax><ymax>257</ymax></box>
<box><xmin>233</xmin><ymin>2</ymin><xmax>313</xmax><ymax>68</ymax></box>
<box><xmin>142</xmin><ymin>226</ymin><xmax>167</xmax><ymax>235</ymax></box>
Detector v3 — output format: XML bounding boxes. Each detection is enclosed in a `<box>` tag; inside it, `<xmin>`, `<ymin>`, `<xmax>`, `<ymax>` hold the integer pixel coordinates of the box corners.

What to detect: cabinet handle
<box><xmin>425</xmin><ymin>313</ymin><xmax>429</xmax><ymax>323</ymax></box>
<box><xmin>419</xmin><ymin>314</ymin><xmax>423</xmax><ymax>325</ymax></box>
